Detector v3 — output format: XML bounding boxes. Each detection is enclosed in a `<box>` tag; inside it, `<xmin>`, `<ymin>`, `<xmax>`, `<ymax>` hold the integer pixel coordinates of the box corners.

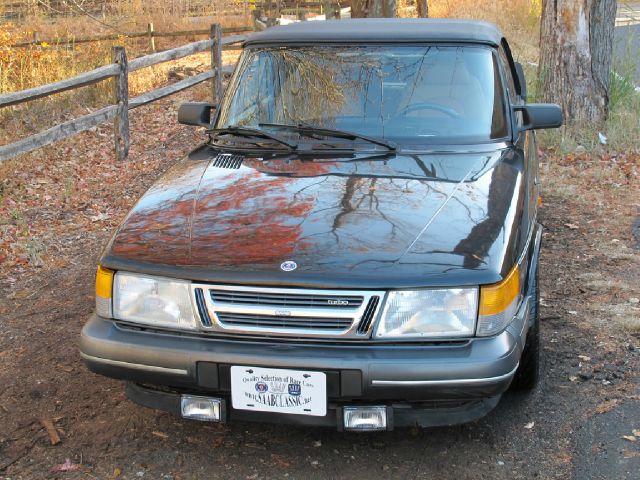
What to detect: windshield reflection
<box><xmin>217</xmin><ymin>45</ymin><xmax>508</xmax><ymax>145</ymax></box>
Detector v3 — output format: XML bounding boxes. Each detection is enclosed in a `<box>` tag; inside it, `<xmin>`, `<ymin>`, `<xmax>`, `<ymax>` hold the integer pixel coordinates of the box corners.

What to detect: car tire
<box><xmin>510</xmin><ymin>260</ymin><xmax>540</xmax><ymax>391</ymax></box>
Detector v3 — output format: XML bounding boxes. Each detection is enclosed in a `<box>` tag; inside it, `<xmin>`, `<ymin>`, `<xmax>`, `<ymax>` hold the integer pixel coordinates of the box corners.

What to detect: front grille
<box><xmin>210</xmin><ymin>289</ymin><xmax>363</xmax><ymax>308</ymax></box>
<box><xmin>217</xmin><ymin>313</ymin><xmax>353</xmax><ymax>331</ymax></box>
<box><xmin>191</xmin><ymin>284</ymin><xmax>384</xmax><ymax>339</ymax></box>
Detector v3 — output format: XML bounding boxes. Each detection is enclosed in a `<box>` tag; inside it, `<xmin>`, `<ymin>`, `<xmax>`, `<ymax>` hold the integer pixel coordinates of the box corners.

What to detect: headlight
<box><xmin>113</xmin><ymin>272</ymin><xmax>198</xmax><ymax>330</ymax></box>
<box><xmin>374</xmin><ymin>288</ymin><xmax>478</xmax><ymax>339</ymax></box>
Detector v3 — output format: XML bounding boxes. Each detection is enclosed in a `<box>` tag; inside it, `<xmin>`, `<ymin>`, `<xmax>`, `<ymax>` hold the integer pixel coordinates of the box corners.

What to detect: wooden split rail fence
<box><xmin>0</xmin><ymin>25</ymin><xmax>247</xmax><ymax>163</ymax></box>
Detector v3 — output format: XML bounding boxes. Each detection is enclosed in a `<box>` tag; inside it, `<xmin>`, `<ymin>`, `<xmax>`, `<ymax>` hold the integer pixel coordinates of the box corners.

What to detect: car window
<box><xmin>218</xmin><ymin>45</ymin><xmax>509</xmax><ymax>145</ymax></box>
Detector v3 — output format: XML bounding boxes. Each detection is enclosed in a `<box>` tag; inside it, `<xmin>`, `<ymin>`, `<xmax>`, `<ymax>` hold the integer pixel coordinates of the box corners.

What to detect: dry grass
<box><xmin>398</xmin><ymin>0</ymin><xmax>541</xmax><ymax>61</ymax></box>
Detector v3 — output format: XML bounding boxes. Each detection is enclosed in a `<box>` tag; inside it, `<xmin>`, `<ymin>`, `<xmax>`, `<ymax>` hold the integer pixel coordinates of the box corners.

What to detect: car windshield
<box><xmin>216</xmin><ymin>45</ymin><xmax>508</xmax><ymax>146</ymax></box>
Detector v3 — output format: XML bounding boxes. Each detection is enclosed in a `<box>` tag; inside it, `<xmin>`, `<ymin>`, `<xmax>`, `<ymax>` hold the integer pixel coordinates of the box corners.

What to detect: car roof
<box><xmin>244</xmin><ymin>18</ymin><xmax>504</xmax><ymax>47</ymax></box>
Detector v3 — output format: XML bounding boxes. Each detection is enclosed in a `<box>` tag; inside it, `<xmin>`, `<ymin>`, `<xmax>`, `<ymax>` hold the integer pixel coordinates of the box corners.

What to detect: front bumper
<box><xmin>79</xmin><ymin>288</ymin><xmax>531</xmax><ymax>428</ymax></box>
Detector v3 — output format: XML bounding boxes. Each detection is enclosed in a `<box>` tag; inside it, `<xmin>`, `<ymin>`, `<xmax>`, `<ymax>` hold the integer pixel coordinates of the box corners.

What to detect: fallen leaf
<box><xmin>569</xmin><ymin>375</ymin><xmax>578</xmax><ymax>382</ymax></box>
<box><xmin>594</xmin><ymin>399</ymin><xmax>620</xmax><ymax>414</ymax></box>
<box><xmin>40</xmin><ymin>417</ymin><xmax>61</xmax><ymax>446</ymax></box>
<box><xmin>271</xmin><ymin>453</ymin><xmax>291</xmax><ymax>468</ymax></box>
<box><xmin>633</xmin><ymin>429</ymin><xmax>640</xmax><ymax>437</ymax></box>
<box><xmin>578</xmin><ymin>355</ymin><xmax>591</xmax><ymax>362</ymax></box>
<box><xmin>90</xmin><ymin>212</ymin><xmax>110</xmax><ymax>222</ymax></box>
<box><xmin>151</xmin><ymin>431</ymin><xmax>168</xmax><ymax>440</ymax></box>
<box><xmin>524</xmin><ymin>421</ymin><xmax>535</xmax><ymax>429</ymax></box>
<box><xmin>212</xmin><ymin>436</ymin><xmax>225</xmax><ymax>448</ymax></box>
<box><xmin>51</xmin><ymin>459</ymin><xmax>80</xmax><ymax>472</ymax></box>
<box><xmin>564</xmin><ymin>223</ymin><xmax>579</xmax><ymax>229</ymax></box>
<box><xmin>622</xmin><ymin>435</ymin><xmax>637</xmax><ymax>442</ymax></box>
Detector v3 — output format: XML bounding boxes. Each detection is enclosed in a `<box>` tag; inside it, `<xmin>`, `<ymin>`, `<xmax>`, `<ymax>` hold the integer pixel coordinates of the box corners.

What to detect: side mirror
<box><xmin>514</xmin><ymin>62</ymin><xmax>527</xmax><ymax>101</ymax></box>
<box><xmin>178</xmin><ymin>102</ymin><xmax>217</xmax><ymax>127</ymax></box>
<box><xmin>517</xmin><ymin>103</ymin><xmax>563</xmax><ymax>130</ymax></box>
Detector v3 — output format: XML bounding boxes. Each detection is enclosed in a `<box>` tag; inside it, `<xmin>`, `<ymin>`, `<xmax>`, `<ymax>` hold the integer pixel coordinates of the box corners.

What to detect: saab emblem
<box><xmin>288</xmin><ymin>383</ymin><xmax>301</xmax><ymax>396</ymax></box>
<box><xmin>280</xmin><ymin>260</ymin><xmax>297</xmax><ymax>272</ymax></box>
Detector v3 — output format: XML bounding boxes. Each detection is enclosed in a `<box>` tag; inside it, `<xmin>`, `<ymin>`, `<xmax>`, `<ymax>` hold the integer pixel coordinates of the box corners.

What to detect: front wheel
<box><xmin>509</xmin><ymin>261</ymin><xmax>540</xmax><ymax>391</ymax></box>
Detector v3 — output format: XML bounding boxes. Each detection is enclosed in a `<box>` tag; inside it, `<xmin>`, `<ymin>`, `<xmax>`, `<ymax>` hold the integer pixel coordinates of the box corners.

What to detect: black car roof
<box><xmin>244</xmin><ymin>18</ymin><xmax>504</xmax><ymax>47</ymax></box>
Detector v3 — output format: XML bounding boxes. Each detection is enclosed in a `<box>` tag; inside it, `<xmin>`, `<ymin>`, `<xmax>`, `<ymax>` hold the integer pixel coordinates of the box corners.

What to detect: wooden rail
<box><xmin>0</xmin><ymin>25</ymin><xmax>245</xmax><ymax>163</ymax></box>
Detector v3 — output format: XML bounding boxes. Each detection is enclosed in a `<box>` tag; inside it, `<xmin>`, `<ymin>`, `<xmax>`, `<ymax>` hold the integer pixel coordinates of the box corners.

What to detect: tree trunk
<box><xmin>351</xmin><ymin>0</ymin><xmax>395</xmax><ymax>18</ymax></box>
<box><xmin>369</xmin><ymin>0</ymin><xmax>383</xmax><ymax>17</ymax></box>
<box><xmin>351</xmin><ymin>0</ymin><xmax>368</xmax><ymax>17</ymax></box>
<box><xmin>416</xmin><ymin>0</ymin><xmax>428</xmax><ymax>17</ymax></box>
<box><xmin>382</xmin><ymin>0</ymin><xmax>396</xmax><ymax>17</ymax></box>
<box><xmin>538</xmin><ymin>0</ymin><xmax>617</xmax><ymax>125</ymax></box>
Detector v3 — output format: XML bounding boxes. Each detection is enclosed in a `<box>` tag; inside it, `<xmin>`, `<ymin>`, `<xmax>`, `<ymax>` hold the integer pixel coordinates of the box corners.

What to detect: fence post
<box><xmin>112</xmin><ymin>46</ymin><xmax>130</xmax><ymax>161</ymax></box>
<box><xmin>147</xmin><ymin>23</ymin><xmax>156</xmax><ymax>52</ymax></box>
<box><xmin>210</xmin><ymin>24</ymin><xmax>223</xmax><ymax>104</ymax></box>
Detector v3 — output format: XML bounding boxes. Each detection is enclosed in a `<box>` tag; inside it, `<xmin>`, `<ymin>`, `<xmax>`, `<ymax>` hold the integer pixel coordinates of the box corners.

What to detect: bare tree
<box><xmin>382</xmin><ymin>0</ymin><xmax>396</xmax><ymax>17</ymax></box>
<box><xmin>350</xmin><ymin>0</ymin><xmax>396</xmax><ymax>17</ymax></box>
<box><xmin>416</xmin><ymin>0</ymin><xmax>428</xmax><ymax>17</ymax></box>
<box><xmin>538</xmin><ymin>0</ymin><xmax>617</xmax><ymax>124</ymax></box>
<box><xmin>351</xmin><ymin>0</ymin><xmax>368</xmax><ymax>17</ymax></box>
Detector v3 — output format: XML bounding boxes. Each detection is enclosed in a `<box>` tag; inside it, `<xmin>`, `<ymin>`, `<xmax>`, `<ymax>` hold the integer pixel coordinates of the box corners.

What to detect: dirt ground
<box><xmin>0</xmin><ymin>87</ymin><xmax>639</xmax><ymax>479</ymax></box>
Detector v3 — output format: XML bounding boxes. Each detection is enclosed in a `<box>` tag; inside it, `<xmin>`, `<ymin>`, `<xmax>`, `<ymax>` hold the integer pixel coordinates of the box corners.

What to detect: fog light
<box><xmin>343</xmin><ymin>406</ymin><xmax>388</xmax><ymax>431</ymax></box>
<box><xmin>180</xmin><ymin>395</ymin><xmax>222</xmax><ymax>422</ymax></box>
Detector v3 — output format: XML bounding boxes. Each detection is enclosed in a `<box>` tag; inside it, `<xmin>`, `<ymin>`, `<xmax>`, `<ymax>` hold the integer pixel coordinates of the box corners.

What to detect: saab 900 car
<box><xmin>80</xmin><ymin>19</ymin><xmax>563</xmax><ymax>431</ymax></box>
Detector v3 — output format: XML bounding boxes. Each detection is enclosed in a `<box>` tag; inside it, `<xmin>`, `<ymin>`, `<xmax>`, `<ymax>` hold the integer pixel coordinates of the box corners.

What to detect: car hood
<box><xmin>103</xmin><ymin>145</ymin><xmax>524</xmax><ymax>288</ymax></box>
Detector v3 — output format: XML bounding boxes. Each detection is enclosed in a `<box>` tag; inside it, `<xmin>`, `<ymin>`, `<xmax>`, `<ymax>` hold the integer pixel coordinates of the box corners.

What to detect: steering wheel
<box><xmin>399</xmin><ymin>102</ymin><xmax>461</xmax><ymax>118</ymax></box>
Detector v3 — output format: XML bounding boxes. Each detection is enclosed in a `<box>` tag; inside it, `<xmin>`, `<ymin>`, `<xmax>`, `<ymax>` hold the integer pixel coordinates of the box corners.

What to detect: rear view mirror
<box><xmin>518</xmin><ymin>104</ymin><xmax>563</xmax><ymax>130</ymax></box>
<box><xmin>178</xmin><ymin>102</ymin><xmax>217</xmax><ymax>127</ymax></box>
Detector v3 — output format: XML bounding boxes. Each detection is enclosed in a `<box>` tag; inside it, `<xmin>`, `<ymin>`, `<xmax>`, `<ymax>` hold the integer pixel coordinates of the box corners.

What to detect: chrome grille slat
<box><xmin>210</xmin><ymin>290</ymin><xmax>363</xmax><ymax>308</ymax></box>
<box><xmin>191</xmin><ymin>284</ymin><xmax>384</xmax><ymax>339</ymax></box>
<box><xmin>217</xmin><ymin>313</ymin><xmax>352</xmax><ymax>330</ymax></box>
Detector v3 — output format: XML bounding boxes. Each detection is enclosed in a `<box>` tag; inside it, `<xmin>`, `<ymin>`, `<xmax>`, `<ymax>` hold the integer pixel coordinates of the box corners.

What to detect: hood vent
<box><xmin>213</xmin><ymin>153</ymin><xmax>243</xmax><ymax>169</ymax></box>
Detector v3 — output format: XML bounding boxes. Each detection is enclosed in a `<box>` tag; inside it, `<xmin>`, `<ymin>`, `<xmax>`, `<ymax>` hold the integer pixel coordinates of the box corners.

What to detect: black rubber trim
<box><xmin>357</xmin><ymin>296</ymin><xmax>380</xmax><ymax>335</ymax></box>
<box><xmin>194</xmin><ymin>288</ymin><xmax>212</xmax><ymax>327</ymax></box>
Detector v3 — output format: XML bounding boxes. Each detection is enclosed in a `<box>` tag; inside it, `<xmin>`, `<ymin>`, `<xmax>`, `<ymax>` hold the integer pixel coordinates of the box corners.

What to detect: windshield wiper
<box><xmin>258</xmin><ymin>123</ymin><xmax>397</xmax><ymax>152</ymax></box>
<box><xmin>207</xmin><ymin>126</ymin><xmax>298</xmax><ymax>150</ymax></box>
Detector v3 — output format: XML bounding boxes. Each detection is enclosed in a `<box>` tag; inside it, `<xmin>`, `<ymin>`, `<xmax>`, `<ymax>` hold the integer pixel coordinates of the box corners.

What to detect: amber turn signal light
<box><xmin>479</xmin><ymin>264</ymin><xmax>520</xmax><ymax>316</ymax></box>
<box><xmin>96</xmin><ymin>266</ymin><xmax>114</xmax><ymax>299</ymax></box>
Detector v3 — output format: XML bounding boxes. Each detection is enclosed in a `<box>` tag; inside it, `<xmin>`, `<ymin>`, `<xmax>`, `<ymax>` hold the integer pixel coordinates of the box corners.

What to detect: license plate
<box><xmin>230</xmin><ymin>366</ymin><xmax>327</xmax><ymax>416</ymax></box>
